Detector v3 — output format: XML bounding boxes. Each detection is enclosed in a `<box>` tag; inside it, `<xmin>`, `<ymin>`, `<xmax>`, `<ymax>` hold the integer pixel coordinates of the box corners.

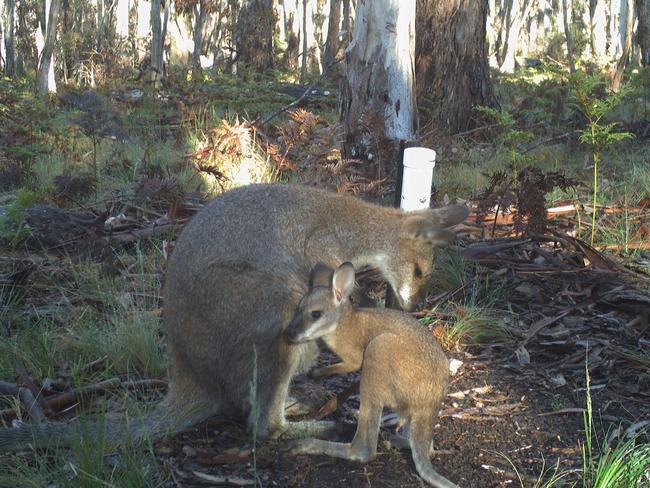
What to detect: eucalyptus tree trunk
<box><xmin>563</xmin><ymin>0</ymin><xmax>576</xmax><ymax>73</ymax></box>
<box><xmin>612</xmin><ymin>0</ymin><xmax>634</xmax><ymax>90</ymax></box>
<box><xmin>637</xmin><ymin>0</ymin><xmax>650</xmax><ymax>64</ymax></box>
<box><xmin>322</xmin><ymin>0</ymin><xmax>340</xmax><ymax>69</ymax></box>
<box><xmin>499</xmin><ymin>0</ymin><xmax>521</xmax><ymax>72</ymax></box>
<box><xmin>235</xmin><ymin>0</ymin><xmax>274</xmax><ymax>73</ymax></box>
<box><xmin>300</xmin><ymin>0</ymin><xmax>307</xmax><ymax>81</ymax></box>
<box><xmin>115</xmin><ymin>0</ymin><xmax>129</xmax><ymax>38</ymax></box>
<box><xmin>340</xmin><ymin>0</ymin><xmax>416</xmax><ymax>158</ymax></box>
<box><xmin>608</xmin><ymin>0</ymin><xmax>623</xmax><ymax>58</ymax></box>
<box><xmin>416</xmin><ymin>0</ymin><xmax>497</xmax><ymax>134</ymax></box>
<box><xmin>341</xmin><ymin>0</ymin><xmax>352</xmax><ymax>45</ymax></box>
<box><xmin>190</xmin><ymin>0</ymin><xmax>208</xmax><ymax>79</ymax></box>
<box><xmin>591</xmin><ymin>0</ymin><xmax>608</xmax><ymax>60</ymax></box>
<box><xmin>150</xmin><ymin>0</ymin><xmax>164</xmax><ymax>86</ymax></box>
<box><xmin>3</xmin><ymin>0</ymin><xmax>15</xmax><ymax>77</ymax></box>
<box><xmin>36</xmin><ymin>0</ymin><xmax>61</xmax><ymax>94</ymax></box>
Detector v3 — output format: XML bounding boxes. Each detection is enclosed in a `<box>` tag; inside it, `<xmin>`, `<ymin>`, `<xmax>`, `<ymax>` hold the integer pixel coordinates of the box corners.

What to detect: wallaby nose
<box><xmin>401</xmin><ymin>300</ymin><xmax>417</xmax><ymax>312</ymax></box>
<box><xmin>284</xmin><ymin>319</ymin><xmax>301</xmax><ymax>343</ymax></box>
<box><xmin>395</xmin><ymin>295</ymin><xmax>417</xmax><ymax>312</ymax></box>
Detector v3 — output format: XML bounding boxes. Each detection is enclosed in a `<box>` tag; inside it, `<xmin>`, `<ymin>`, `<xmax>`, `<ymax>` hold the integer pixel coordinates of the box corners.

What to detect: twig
<box><xmin>312</xmin><ymin>380</ymin><xmax>360</xmax><ymax>420</ymax></box>
<box><xmin>0</xmin><ymin>381</ymin><xmax>47</xmax><ymax>423</ymax></box>
<box><xmin>538</xmin><ymin>408</ymin><xmax>586</xmax><ymax>416</ymax></box>
<box><xmin>452</xmin><ymin>123</ymin><xmax>501</xmax><ymax>138</ymax></box>
<box><xmin>0</xmin><ymin>378</ymin><xmax>167</xmax><ymax>421</ymax></box>
<box><xmin>257</xmin><ymin>58</ymin><xmax>342</xmax><ymax>126</ymax></box>
<box><xmin>17</xmin><ymin>366</ymin><xmax>54</xmax><ymax>418</ymax></box>
<box><xmin>520</xmin><ymin>130</ymin><xmax>579</xmax><ymax>153</ymax></box>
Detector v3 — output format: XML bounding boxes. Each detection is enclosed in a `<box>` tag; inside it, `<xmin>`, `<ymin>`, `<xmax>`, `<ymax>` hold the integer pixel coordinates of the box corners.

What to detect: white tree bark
<box><xmin>608</xmin><ymin>0</ymin><xmax>623</xmax><ymax>57</ymax></box>
<box><xmin>340</xmin><ymin>0</ymin><xmax>416</xmax><ymax>155</ymax></box>
<box><xmin>500</xmin><ymin>0</ymin><xmax>521</xmax><ymax>73</ymax></box>
<box><xmin>612</xmin><ymin>0</ymin><xmax>634</xmax><ymax>90</ymax></box>
<box><xmin>36</xmin><ymin>0</ymin><xmax>61</xmax><ymax>94</ymax></box>
<box><xmin>591</xmin><ymin>0</ymin><xmax>608</xmax><ymax>59</ymax></box>
<box><xmin>115</xmin><ymin>0</ymin><xmax>129</xmax><ymax>38</ymax></box>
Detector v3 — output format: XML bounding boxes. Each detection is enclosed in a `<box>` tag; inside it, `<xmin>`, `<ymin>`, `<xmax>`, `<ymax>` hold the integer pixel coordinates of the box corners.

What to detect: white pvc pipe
<box><xmin>399</xmin><ymin>147</ymin><xmax>436</xmax><ymax>211</ymax></box>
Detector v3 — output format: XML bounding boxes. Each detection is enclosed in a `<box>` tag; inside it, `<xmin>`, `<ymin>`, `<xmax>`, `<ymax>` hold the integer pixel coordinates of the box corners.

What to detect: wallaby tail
<box><xmin>409</xmin><ymin>416</ymin><xmax>459</xmax><ymax>488</ymax></box>
<box><xmin>0</xmin><ymin>399</ymin><xmax>213</xmax><ymax>453</ymax></box>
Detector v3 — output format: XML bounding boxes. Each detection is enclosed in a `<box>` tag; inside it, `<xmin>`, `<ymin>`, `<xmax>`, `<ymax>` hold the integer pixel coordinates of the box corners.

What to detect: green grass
<box><xmin>0</xmin><ymin>427</ymin><xmax>165</xmax><ymax>487</ymax></box>
<box><xmin>0</xmin><ymin>243</ymin><xmax>167</xmax><ymax>385</ymax></box>
<box><xmin>426</xmin><ymin>249</ymin><xmax>513</xmax><ymax>349</ymax></box>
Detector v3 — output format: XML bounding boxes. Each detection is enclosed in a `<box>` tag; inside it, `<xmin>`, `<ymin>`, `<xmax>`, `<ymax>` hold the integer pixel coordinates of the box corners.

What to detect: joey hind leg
<box><xmin>291</xmin><ymin>398</ymin><xmax>383</xmax><ymax>462</ymax></box>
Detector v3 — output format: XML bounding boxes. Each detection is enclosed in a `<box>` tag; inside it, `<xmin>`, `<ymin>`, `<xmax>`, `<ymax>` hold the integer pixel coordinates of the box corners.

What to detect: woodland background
<box><xmin>0</xmin><ymin>1</ymin><xmax>649</xmax><ymax>487</ymax></box>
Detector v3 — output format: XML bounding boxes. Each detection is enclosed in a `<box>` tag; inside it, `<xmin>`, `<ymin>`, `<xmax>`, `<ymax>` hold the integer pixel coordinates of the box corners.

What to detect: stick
<box><xmin>17</xmin><ymin>366</ymin><xmax>54</xmax><ymax>418</ymax></box>
<box><xmin>0</xmin><ymin>381</ymin><xmax>47</xmax><ymax>423</ymax></box>
<box><xmin>312</xmin><ymin>380</ymin><xmax>360</xmax><ymax>420</ymax></box>
<box><xmin>257</xmin><ymin>58</ymin><xmax>342</xmax><ymax>126</ymax></box>
<box><xmin>0</xmin><ymin>378</ymin><xmax>167</xmax><ymax>421</ymax></box>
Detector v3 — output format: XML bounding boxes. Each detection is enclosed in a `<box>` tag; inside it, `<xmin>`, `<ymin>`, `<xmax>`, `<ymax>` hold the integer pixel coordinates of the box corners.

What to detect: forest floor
<box><xmin>0</xmin><ymin>69</ymin><xmax>649</xmax><ymax>487</ymax></box>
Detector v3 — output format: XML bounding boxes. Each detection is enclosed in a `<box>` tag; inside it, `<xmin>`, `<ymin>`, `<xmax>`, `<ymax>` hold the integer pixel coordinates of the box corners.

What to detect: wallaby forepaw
<box><xmin>308</xmin><ymin>367</ymin><xmax>326</xmax><ymax>380</ymax></box>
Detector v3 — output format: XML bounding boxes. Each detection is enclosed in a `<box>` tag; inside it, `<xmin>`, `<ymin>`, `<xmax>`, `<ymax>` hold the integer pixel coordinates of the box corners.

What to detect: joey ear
<box><xmin>331</xmin><ymin>262</ymin><xmax>355</xmax><ymax>302</ymax></box>
<box><xmin>309</xmin><ymin>262</ymin><xmax>334</xmax><ymax>289</ymax></box>
<box><xmin>431</xmin><ymin>204</ymin><xmax>469</xmax><ymax>228</ymax></box>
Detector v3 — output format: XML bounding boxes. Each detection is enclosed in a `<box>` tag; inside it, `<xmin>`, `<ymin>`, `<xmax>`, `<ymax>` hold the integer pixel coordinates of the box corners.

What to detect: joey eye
<box><xmin>414</xmin><ymin>265</ymin><xmax>423</xmax><ymax>279</ymax></box>
<box><xmin>310</xmin><ymin>310</ymin><xmax>322</xmax><ymax>320</ymax></box>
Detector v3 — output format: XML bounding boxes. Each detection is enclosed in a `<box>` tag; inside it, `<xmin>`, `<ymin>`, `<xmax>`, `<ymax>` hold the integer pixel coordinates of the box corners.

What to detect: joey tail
<box><xmin>0</xmin><ymin>400</ymin><xmax>213</xmax><ymax>453</ymax></box>
<box><xmin>409</xmin><ymin>416</ymin><xmax>459</xmax><ymax>488</ymax></box>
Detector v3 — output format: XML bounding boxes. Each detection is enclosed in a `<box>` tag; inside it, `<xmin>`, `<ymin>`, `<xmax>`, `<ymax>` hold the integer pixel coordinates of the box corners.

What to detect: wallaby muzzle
<box><xmin>284</xmin><ymin>317</ymin><xmax>306</xmax><ymax>343</ymax></box>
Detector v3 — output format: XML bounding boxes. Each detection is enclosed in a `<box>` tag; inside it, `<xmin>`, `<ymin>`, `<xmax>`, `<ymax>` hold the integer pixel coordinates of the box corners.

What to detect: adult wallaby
<box><xmin>0</xmin><ymin>184</ymin><xmax>467</xmax><ymax>451</ymax></box>
<box><xmin>285</xmin><ymin>262</ymin><xmax>457</xmax><ymax>488</ymax></box>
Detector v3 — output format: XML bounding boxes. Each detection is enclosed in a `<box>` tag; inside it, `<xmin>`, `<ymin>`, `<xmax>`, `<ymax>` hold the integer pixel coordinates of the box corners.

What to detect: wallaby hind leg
<box><xmin>251</xmin><ymin>338</ymin><xmax>296</xmax><ymax>438</ymax></box>
<box><xmin>253</xmin><ymin>338</ymin><xmax>336</xmax><ymax>439</ymax></box>
<box><xmin>290</xmin><ymin>399</ymin><xmax>382</xmax><ymax>461</ymax></box>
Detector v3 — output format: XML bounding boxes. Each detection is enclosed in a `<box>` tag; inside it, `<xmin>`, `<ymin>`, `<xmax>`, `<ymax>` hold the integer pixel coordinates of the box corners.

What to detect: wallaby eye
<box><xmin>310</xmin><ymin>310</ymin><xmax>322</xmax><ymax>320</ymax></box>
<box><xmin>414</xmin><ymin>264</ymin><xmax>423</xmax><ymax>279</ymax></box>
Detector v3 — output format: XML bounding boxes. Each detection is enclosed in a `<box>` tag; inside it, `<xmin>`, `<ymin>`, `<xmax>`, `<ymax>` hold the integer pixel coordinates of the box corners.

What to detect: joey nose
<box><xmin>284</xmin><ymin>327</ymin><xmax>298</xmax><ymax>343</ymax></box>
<box><xmin>284</xmin><ymin>318</ymin><xmax>302</xmax><ymax>343</ymax></box>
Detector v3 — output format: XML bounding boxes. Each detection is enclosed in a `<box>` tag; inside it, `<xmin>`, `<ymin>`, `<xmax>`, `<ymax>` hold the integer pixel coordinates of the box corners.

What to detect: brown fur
<box><xmin>285</xmin><ymin>262</ymin><xmax>458</xmax><ymax>488</ymax></box>
<box><xmin>0</xmin><ymin>184</ymin><xmax>467</xmax><ymax>450</ymax></box>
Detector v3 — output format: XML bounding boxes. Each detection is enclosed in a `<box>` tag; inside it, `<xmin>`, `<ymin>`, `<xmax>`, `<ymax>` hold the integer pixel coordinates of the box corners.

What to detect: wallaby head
<box><xmin>284</xmin><ymin>262</ymin><xmax>355</xmax><ymax>344</ymax></box>
<box><xmin>384</xmin><ymin>204</ymin><xmax>469</xmax><ymax>312</ymax></box>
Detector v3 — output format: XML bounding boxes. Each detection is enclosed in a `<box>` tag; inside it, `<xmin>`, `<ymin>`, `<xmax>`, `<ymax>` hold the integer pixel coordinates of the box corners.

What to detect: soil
<box><xmin>154</xmin><ymin>351</ymin><xmax>598</xmax><ymax>488</ymax></box>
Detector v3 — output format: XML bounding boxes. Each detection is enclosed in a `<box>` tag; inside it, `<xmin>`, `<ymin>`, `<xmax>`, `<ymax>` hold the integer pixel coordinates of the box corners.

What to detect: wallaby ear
<box><xmin>309</xmin><ymin>262</ymin><xmax>334</xmax><ymax>289</ymax></box>
<box><xmin>401</xmin><ymin>216</ymin><xmax>438</xmax><ymax>240</ymax></box>
<box><xmin>428</xmin><ymin>228</ymin><xmax>457</xmax><ymax>247</ymax></box>
<box><xmin>401</xmin><ymin>218</ymin><xmax>459</xmax><ymax>246</ymax></box>
<box><xmin>431</xmin><ymin>204</ymin><xmax>469</xmax><ymax>228</ymax></box>
<box><xmin>331</xmin><ymin>262</ymin><xmax>355</xmax><ymax>303</ymax></box>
